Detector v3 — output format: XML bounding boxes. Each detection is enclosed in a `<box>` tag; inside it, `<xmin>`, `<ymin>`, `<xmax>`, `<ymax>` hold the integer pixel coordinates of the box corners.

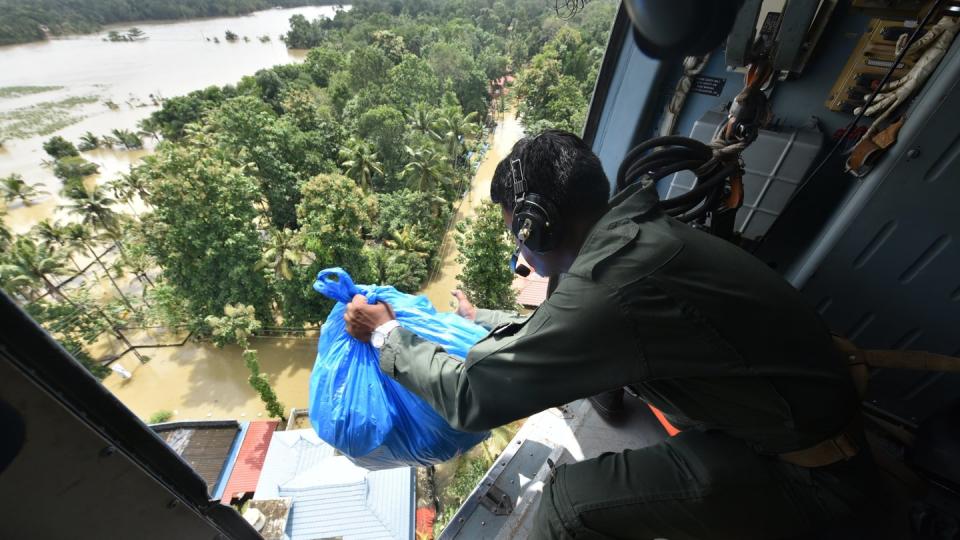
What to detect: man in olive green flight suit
<box><xmin>345</xmin><ymin>130</ymin><xmax>880</xmax><ymax>539</ymax></box>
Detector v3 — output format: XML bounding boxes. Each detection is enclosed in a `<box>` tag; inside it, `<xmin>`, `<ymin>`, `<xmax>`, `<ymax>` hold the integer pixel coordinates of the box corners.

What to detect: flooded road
<box><xmin>0</xmin><ymin>5</ymin><xmax>339</xmax><ymax>233</ymax></box>
<box><xmin>419</xmin><ymin>111</ymin><xmax>525</xmax><ymax>311</ymax></box>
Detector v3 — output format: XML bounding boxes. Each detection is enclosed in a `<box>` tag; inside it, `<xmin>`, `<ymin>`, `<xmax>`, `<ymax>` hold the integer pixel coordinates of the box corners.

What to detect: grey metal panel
<box><xmin>773</xmin><ymin>0</ymin><xmax>822</xmax><ymax>73</ymax></box>
<box><xmin>664</xmin><ymin>110</ymin><xmax>823</xmax><ymax>240</ymax></box>
<box><xmin>0</xmin><ymin>355</ymin><xmax>227</xmax><ymax>540</ymax></box>
<box><xmin>588</xmin><ymin>22</ymin><xmax>668</xmax><ymax>191</ymax></box>
<box><xmin>726</xmin><ymin>0</ymin><xmax>764</xmax><ymax>68</ymax></box>
<box><xmin>668</xmin><ymin>9</ymin><xmax>869</xmax><ymax>146</ymax></box>
<box><xmin>794</xmin><ymin>38</ymin><xmax>960</xmax><ymax>425</ymax></box>
<box><xmin>440</xmin><ymin>439</ymin><xmax>553</xmax><ymax>539</ymax></box>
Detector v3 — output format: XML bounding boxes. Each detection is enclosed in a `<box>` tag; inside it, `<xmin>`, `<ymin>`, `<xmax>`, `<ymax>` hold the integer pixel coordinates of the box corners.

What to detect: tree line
<box><xmin>0</xmin><ymin>0</ymin><xmax>616</xmax><ymax>385</ymax></box>
<box><xmin>0</xmin><ymin>0</ymin><xmax>336</xmax><ymax>45</ymax></box>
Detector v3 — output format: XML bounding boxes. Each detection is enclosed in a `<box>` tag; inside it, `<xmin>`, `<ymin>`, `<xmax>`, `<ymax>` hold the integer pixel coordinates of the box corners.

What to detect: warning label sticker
<box><xmin>691</xmin><ymin>75</ymin><xmax>726</xmax><ymax>97</ymax></box>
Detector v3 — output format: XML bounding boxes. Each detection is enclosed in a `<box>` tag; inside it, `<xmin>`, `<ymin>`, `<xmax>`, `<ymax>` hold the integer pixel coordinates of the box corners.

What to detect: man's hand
<box><xmin>451</xmin><ymin>290</ymin><xmax>477</xmax><ymax>321</ymax></box>
<box><xmin>344</xmin><ymin>295</ymin><xmax>395</xmax><ymax>342</ymax></box>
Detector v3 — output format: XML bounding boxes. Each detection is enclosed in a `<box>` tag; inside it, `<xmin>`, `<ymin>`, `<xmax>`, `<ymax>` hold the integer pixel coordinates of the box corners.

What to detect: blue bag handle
<box><xmin>313</xmin><ymin>268</ymin><xmax>362</xmax><ymax>303</ymax></box>
<box><xmin>313</xmin><ymin>267</ymin><xmax>383</xmax><ymax>304</ymax></box>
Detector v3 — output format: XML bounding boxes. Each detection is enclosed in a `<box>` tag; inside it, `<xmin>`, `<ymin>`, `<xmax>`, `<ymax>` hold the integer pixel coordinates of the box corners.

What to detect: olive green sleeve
<box><xmin>379</xmin><ymin>276</ymin><xmax>647</xmax><ymax>432</ymax></box>
<box><xmin>472</xmin><ymin>308</ymin><xmax>527</xmax><ymax>330</ymax></box>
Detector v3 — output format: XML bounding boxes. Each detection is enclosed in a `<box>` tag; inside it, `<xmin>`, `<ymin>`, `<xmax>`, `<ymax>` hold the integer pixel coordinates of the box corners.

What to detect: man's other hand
<box><xmin>344</xmin><ymin>295</ymin><xmax>395</xmax><ymax>342</ymax></box>
<box><xmin>451</xmin><ymin>290</ymin><xmax>477</xmax><ymax>320</ymax></box>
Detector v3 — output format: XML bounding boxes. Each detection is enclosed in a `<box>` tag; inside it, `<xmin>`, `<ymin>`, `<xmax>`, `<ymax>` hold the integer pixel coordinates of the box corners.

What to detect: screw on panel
<box><xmin>907</xmin><ymin>148</ymin><xmax>921</xmax><ymax>159</ymax></box>
<box><xmin>99</xmin><ymin>446</ymin><xmax>115</xmax><ymax>458</ymax></box>
<box><xmin>167</xmin><ymin>499</ymin><xmax>179</xmax><ymax>509</ymax></box>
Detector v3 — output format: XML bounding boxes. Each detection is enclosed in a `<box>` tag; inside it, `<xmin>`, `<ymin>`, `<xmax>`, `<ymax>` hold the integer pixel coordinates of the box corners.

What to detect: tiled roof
<box><xmin>512</xmin><ymin>271</ymin><xmax>549</xmax><ymax>308</ymax></box>
<box><xmin>254</xmin><ymin>429</ymin><xmax>414</xmax><ymax>540</ymax></box>
<box><xmin>220</xmin><ymin>420</ymin><xmax>279</xmax><ymax>504</ymax></box>
<box><xmin>154</xmin><ymin>420</ymin><xmax>240</xmax><ymax>496</ymax></box>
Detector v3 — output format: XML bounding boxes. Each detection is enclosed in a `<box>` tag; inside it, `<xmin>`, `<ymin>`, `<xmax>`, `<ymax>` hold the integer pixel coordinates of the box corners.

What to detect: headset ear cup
<box><xmin>516</xmin><ymin>194</ymin><xmax>561</xmax><ymax>253</ymax></box>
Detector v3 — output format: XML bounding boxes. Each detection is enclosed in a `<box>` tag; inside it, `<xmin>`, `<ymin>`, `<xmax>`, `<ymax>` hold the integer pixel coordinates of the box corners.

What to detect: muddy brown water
<box><xmin>0</xmin><ymin>5</ymin><xmax>338</xmax><ymax>234</ymax></box>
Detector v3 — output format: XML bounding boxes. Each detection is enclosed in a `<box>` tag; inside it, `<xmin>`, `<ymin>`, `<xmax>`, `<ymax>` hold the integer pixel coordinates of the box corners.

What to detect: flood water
<box><xmin>2</xmin><ymin>7</ymin><xmax>526</xmax><ymax>434</ymax></box>
<box><xmin>0</xmin><ymin>5</ymin><xmax>339</xmax><ymax>233</ymax></box>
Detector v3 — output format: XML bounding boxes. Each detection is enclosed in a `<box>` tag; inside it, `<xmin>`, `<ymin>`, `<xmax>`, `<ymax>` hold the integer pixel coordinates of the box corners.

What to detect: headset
<box><xmin>508</xmin><ymin>157</ymin><xmax>562</xmax><ymax>277</ymax></box>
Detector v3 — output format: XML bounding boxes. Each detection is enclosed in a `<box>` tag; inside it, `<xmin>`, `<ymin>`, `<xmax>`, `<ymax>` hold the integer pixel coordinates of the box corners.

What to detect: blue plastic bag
<box><xmin>308</xmin><ymin>268</ymin><xmax>490</xmax><ymax>469</ymax></box>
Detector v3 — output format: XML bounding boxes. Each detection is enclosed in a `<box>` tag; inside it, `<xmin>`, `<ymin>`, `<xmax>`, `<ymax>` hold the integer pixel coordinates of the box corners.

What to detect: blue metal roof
<box><xmin>254</xmin><ymin>429</ymin><xmax>414</xmax><ymax>540</ymax></box>
<box><xmin>254</xmin><ymin>429</ymin><xmax>335</xmax><ymax>499</ymax></box>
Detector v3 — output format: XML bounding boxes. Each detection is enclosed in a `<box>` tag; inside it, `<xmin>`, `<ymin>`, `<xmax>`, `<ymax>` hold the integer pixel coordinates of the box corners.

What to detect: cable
<box><xmin>617</xmin><ymin>135</ymin><xmax>743</xmax><ymax>225</ymax></box>
<box><xmin>794</xmin><ymin>0</ymin><xmax>946</xmax><ymax>192</ymax></box>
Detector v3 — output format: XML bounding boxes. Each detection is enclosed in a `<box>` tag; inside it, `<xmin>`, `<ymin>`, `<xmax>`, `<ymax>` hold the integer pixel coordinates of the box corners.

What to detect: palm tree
<box><xmin>61</xmin><ymin>183</ymin><xmax>121</xmax><ymax>236</ymax></box>
<box><xmin>386</xmin><ymin>224</ymin><xmax>432</xmax><ymax>255</ymax></box>
<box><xmin>3</xmin><ymin>236</ymin><xmax>69</xmax><ymax>301</ymax></box>
<box><xmin>1</xmin><ymin>173</ymin><xmax>49</xmax><ymax>206</ymax></box>
<box><xmin>110</xmin><ymin>129</ymin><xmax>143</xmax><ymax>150</ymax></box>
<box><xmin>433</xmin><ymin>110</ymin><xmax>479</xmax><ymax>164</ymax></box>
<box><xmin>256</xmin><ymin>228</ymin><xmax>307</xmax><ymax>280</ymax></box>
<box><xmin>78</xmin><ymin>132</ymin><xmax>100</xmax><ymax>151</ymax></box>
<box><xmin>106</xmin><ymin>177</ymin><xmax>137</xmax><ymax>214</ymax></box>
<box><xmin>338</xmin><ymin>138</ymin><xmax>383</xmax><ymax>193</ymax></box>
<box><xmin>63</xmin><ymin>223</ymin><xmax>135</xmax><ymax>313</ymax></box>
<box><xmin>0</xmin><ymin>261</ymin><xmax>37</xmax><ymax>301</ymax></box>
<box><xmin>32</xmin><ymin>219</ymin><xmax>84</xmax><ymax>273</ymax></box>
<box><xmin>407</xmin><ymin>103</ymin><xmax>438</xmax><ymax>138</ymax></box>
<box><xmin>118</xmin><ymin>169</ymin><xmax>150</xmax><ymax>206</ymax></box>
<box><xmin>402</xmin><ymin>145</ymin><xmax>450</xmax><ymax>193</ymax></box>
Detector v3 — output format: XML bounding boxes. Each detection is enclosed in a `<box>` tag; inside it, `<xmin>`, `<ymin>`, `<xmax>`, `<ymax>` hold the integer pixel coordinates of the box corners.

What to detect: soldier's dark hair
<box><xmin>490</xmin><ymin>129</ymin><xmax>610</xmax><ymax>221</ymax></box>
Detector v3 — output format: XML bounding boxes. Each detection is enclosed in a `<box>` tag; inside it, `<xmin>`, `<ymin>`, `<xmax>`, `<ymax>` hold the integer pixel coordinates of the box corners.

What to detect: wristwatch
<box><xmin>371</xmin><ymin>320</ymin><xmax>401</xmax><ymax>349</ymax></box>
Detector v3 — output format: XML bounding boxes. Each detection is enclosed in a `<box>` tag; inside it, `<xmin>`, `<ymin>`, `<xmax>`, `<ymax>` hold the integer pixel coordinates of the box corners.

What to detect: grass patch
<box><xmin>0</xmin><ymin>85</ymin><xmax>64</xmax><ymax>99</ymax></box>
<box><xmin>148</xmin><ymin>409</ymin><xmax>173</xmax><ymax>423</ymax></box>
<box><xmin>0</xmin><ymin>95</ymin><xmax>99</xmax><ymax>140</ymax></box>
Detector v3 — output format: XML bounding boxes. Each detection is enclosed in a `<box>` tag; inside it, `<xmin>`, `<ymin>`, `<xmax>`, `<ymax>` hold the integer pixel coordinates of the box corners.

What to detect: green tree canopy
<box><xmin>296</xmin><ymin>173</ymin><xmax>372</xmax><ymax>278</ymax></box>
<box><xmin>141</xmin><ymin>143</ymin><xmax>271</xmax><ymax>325</ymax></box>
<box><xmin>356</xmin><ymin>104</ymin><xmax>406</xmax><ymax>176</ymax></box>
<box><xmin>43</xmin><ymin>135</ymin><xmax>79</xmax><ymax>159</ymax></box>
<box><xmin>455</xmin><ymin>202</ymin><xmax>517</xmax><ymax>310</ymax></box>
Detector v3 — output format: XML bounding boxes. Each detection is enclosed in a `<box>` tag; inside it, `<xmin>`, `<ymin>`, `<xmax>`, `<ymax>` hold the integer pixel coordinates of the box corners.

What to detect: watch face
<box><xmin>372</xmin><ymin>332</ymin><xmax>385</xmax><ymax>348</ymax></box>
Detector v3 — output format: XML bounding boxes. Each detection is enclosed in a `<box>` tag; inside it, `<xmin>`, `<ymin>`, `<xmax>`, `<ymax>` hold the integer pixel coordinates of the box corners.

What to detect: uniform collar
<box><xmin>568</xmin><ymin>184</ymin><xmax>661</xmax><ymax>278</ymax></box>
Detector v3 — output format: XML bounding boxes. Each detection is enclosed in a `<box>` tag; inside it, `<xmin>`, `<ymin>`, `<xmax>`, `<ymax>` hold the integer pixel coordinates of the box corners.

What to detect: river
<box><xmin>0</xmin><ymin>5</ymin><xmax>340</xmax><ymax>233</ymax></box>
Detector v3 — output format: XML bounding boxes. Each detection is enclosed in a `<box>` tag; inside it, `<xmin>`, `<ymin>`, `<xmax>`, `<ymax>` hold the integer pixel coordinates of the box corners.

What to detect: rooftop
<box><xmin>220</xmin><ymin>420</ymin><xmax>279</xmax><ymax>504</ymax></box>
<box><xmin>255</xmin><ymin>429</ymin><xmax>414</xmax><ymax>540</ymax></box>
<box><xmin>512</xmin><ymin>261</ymin><xmax>549</xmax><ymax>308</ymax></box>
<box><xmin>153</xmin><ymin>420</ymin><xmax>240</xmax><ymax>497</ymax></box>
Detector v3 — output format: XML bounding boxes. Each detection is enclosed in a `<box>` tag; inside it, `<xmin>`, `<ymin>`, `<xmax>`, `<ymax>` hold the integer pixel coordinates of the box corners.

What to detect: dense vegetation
<box><xmin>0</xmin><ymin>0</ymin><xmax>336</xmax><ymax>45</ymax></box>
<box><xmin>0</xmin><ymin>0</ymin><xmax>616</xmax><ymax>383</ymax></box>
<box><xmin>455</xmin><ymin>203</ymin><xmax>518</xmax><ymax>310</ymax></box>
